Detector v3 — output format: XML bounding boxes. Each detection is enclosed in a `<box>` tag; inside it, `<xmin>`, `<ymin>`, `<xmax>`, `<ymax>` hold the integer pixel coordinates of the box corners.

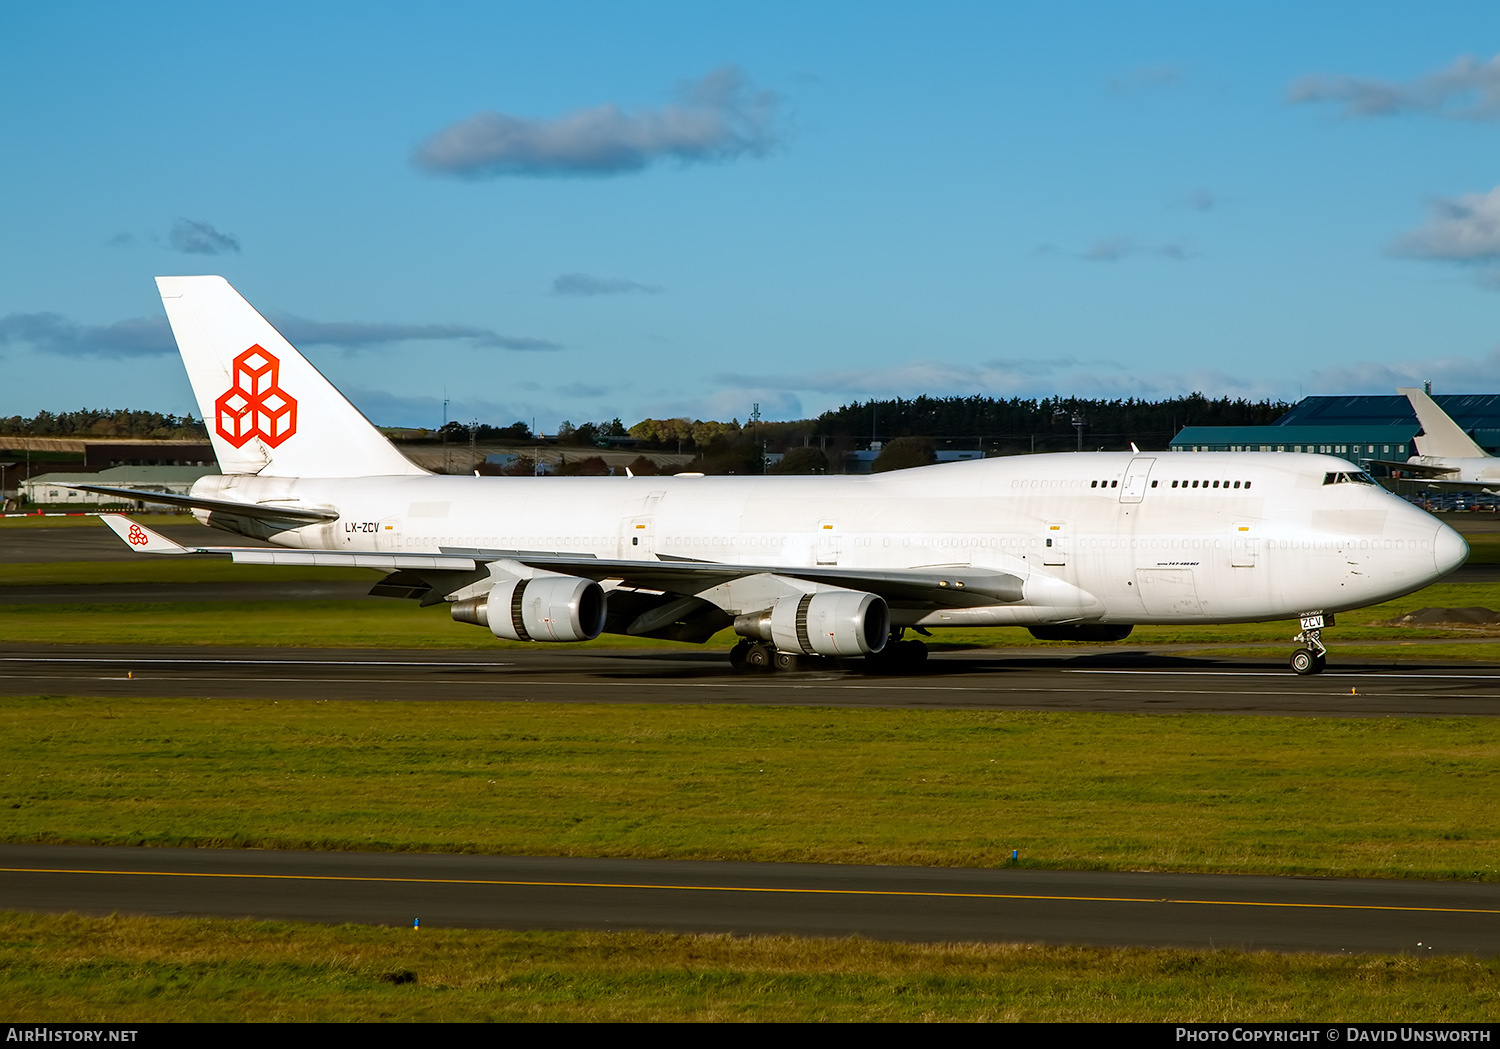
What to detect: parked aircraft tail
<box><xmin>156</xmin><ymin>276</ymin><xmax>427</xmax><ymax>478</ymax></box>
<box><xmin>1400</xmin><ymin>387</ymin><xmax>1489</xmax><ymax>461</ymax></box>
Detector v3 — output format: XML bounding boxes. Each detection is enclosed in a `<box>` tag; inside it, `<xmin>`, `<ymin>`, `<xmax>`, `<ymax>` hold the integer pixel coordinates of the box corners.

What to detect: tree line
<box><xmin>0</xmin><ymin>409</ymin><xmax>208</xmax><ymax>439</ymax></box>
<box><xmin>3</xmin><ymin>393</ymin><xmax>1291</xmax><ymax>475</ymax></box>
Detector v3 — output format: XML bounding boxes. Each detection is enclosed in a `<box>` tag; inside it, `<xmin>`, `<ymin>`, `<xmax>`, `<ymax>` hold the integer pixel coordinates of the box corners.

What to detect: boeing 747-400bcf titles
<box><xmin>83</xmin><ymin>277</ymin><xmax>1468</xmax><ymax>675</ymax></box>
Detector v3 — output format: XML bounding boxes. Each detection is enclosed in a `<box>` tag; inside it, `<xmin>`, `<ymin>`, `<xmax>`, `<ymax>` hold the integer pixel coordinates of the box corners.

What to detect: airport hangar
<box><xmin>1170</xmin><ymin>392</ymin><xmax>1500</xmax><ymax>465</ymax></box>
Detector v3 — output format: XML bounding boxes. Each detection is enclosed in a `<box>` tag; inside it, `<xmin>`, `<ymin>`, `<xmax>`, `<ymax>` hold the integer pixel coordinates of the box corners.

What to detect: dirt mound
<box><xmin>1391</xmin><ymin>607</ymin><xmax>1500</xmax><ymax>626</ymax></box>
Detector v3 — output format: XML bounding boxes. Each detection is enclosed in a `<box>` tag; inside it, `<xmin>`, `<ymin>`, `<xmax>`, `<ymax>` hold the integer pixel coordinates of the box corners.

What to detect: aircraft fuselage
<box><xmin>190</xmin><ymin>450</ymin><xmax>1466</xmax><ymax>630</ymax></box>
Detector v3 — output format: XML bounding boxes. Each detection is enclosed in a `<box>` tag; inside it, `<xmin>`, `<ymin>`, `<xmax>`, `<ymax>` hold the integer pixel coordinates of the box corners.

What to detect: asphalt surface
<box><xmin>4</xmin><ymin>643</ymin><xmax>1500</xmax><ymax>716</ymax></box>
<box><xmin>5</xmin><ymin>845</ymin><xmax>1498</xmax><ymax>955</ymax></box>
<box><xmin>0</xmin><ymin>521</ymin><xmax>269</xmax><ymax>563</ymax></box>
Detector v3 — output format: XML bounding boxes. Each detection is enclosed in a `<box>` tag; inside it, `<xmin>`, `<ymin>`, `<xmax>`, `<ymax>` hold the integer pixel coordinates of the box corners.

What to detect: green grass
<box><xmin>5</xmin><ymin>699</ymin><xmax>1498</xmax><ymax>879</ymax></box>
<box><xmin>4</xmin><ymin>578</ymin><xmax>1499</xmax><ymax>651</ymax></box>
<box><xmin>4</xmin><ymin>561</ymin><xmax>380</xmax><ymax>586</ymax></box>
<box><xmin>0</xmin><ymin>513</ymin><xmax>186</xmax><ymax>529</ymax></box>
<box><xmin>1459</xmin><ymin>529</ymin><xmax>1500</xmax><ymax>565</ymax></box>
<box><xmin>5</xmin><ymin>912</ymin><xmax>1496</xmax><ymax>1022</ymax></box>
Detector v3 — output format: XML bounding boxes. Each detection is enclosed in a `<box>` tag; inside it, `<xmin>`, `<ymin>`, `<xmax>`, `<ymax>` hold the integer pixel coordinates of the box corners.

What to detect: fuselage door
<box><xmin>1119</xmin><ymin>457</ymin><xmax>1156</xmax><ymax>504</ymax></box>
<box><xmin>619</xmin><ymin>490</ymin><xmax>665</xmax><ymax>560</ymax></box>
<box><xmin>376</xmin><ymin>516</ymin><xmax>402</xmax><ymax>552</ymax></box>
<box><xmin>816</xmin><ymin>519</ymin><xmax>840</xmax><ymax>565</ymax></box>
<box><xmin>1042</xmin><ymin>521</ymin><xmax>1068</xmax><ymax>566</ymax></box>
<box><xmin>621</xmin><ymin>517</ymin><xmax>656</xmax><ymax>559</ymax></box>
<box><xmin>1231</xmin><ymin>522</ymin><xmax>1258</xmax><ymax>567</ymax></box>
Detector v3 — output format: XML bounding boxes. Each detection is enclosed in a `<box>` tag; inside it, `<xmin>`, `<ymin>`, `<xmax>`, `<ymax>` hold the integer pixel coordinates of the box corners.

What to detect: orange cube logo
<box><xmin>215</xmin><ymin>345</ymin><xmax>298</xmax><ymax>448</ymax></box>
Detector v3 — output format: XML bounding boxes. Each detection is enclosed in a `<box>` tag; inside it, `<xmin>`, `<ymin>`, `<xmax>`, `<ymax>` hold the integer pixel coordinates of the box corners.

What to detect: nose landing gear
<box><xmin>1290</xmin><ymin>612</ymin><xmax>1332</xmax><ymax>675</ymax></box>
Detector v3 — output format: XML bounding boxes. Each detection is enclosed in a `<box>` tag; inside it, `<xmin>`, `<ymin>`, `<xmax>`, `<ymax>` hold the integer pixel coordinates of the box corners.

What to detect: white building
<box><xmin>21</xmin><ymin>465</ymin><xmax>218</xmax><ymax>507</ymax></box>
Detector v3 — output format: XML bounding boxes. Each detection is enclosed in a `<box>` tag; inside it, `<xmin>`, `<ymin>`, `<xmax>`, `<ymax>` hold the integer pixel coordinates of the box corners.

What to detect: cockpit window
<box><xmin>1323</xmin><ymin>471</ymin><xmax>1376</xmax><ymax>486</ymax></box>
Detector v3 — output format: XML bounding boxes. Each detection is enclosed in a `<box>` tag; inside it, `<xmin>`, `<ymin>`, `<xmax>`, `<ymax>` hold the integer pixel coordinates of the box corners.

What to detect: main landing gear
<box><xmin>1289</xmin><ymin>612</ymin><xmax>1332</xmax><ymax>675</ymax></box>
<box><xmin>729</xmin><ymin>640</ymin><xmax>807</xmax><ymax>673</ymax></box>
<box><xmin>728</xmin><ymin>631</ymin><xmax>930</xmax><ymax>674</ymax></box>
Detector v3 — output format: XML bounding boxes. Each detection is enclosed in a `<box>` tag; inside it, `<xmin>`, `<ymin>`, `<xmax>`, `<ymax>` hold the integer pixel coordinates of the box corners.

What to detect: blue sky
<box><xmin>4</xmin><ymin>2</ymin><xmax>1500</xmax><ymax>432</ymax></box>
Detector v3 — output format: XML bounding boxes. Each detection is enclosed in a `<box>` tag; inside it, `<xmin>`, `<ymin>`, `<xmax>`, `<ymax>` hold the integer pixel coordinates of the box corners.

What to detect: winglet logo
<box><xmin>215</xmin><ymin>345</ymin><xmax>298</xmax><ymax>448</ymax></box>
<box><xmin>127</xmin><ymin>524</ymin><xmax>148</xmax><ymax>546</ymax></box>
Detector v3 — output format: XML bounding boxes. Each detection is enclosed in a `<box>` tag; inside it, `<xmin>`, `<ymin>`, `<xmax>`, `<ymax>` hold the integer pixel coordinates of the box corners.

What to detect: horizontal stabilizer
<box><xmin>1361</xmin><ymin>458</ymin><xmax>1459</xmax><ymax>478</ymax></box>
<box><xmin>70</xmin><ymin>485</ymin><xmax>338</xmax><ymax>523</ymax></box>
<box><xmin>99</xmin><ymin>515</ymin><xmax>196</xmax><ymax>554</ymax></box>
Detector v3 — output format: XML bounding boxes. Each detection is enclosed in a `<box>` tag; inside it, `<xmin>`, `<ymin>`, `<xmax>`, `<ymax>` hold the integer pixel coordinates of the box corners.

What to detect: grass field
<box><xmin>6</xmin><ymin>912</ymin><xmax>1496</xmax><ymax>1022</ymax></box>
<box><xmin>6</xmin><ymin>698</ymin><xmax>1498</xmax><ymax>879</ymax></box>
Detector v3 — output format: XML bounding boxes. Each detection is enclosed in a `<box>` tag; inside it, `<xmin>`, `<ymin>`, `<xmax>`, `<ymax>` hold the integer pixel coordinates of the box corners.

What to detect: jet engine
<box><xmin>736</xmin><ymin>591</ymin><xmax>890</xmax><ymax>656</ymax></box>
<box><xmin>451</xmin><ymin>575</ymin><xmax>607</xmax><ymax>643</ymax></box>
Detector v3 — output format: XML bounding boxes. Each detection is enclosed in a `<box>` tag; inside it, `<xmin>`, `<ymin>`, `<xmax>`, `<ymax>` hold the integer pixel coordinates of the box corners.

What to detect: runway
<box><xmin>4</xmin><ymin>643</ymin><xmax>1500</xmax><ymax>716</ymax></box>
<box><xmin>5</xmin><ymin>845</ymin><xmax>1498</xmax><ymax>955</ymax></box>
<box><xmin>0</xmin><ymin>522</ymin><xmax>272</xmax><ymax>563</ymax></box>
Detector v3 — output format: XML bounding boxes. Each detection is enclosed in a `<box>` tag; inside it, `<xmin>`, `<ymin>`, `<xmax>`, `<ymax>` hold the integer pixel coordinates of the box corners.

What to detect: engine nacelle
<box><xmin>1027</xmin><ymin>624</ymin><xmax>1134</xmax><ymax>642</ymax></box>
<box><xmin>737</xmin><ymin>591</ymin><xmax>889</xmax><ymax>656</ymax></box>
<box><xmin>451</xmin><ymin>575</ymin><xmax>607</xmax><ymax>643</ymax></box>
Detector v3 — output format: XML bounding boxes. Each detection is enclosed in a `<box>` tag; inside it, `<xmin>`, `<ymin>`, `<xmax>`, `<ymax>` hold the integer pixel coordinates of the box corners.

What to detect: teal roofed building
<box><xmin>1169</xmin><ymin>425</ymin><xmax>1417</xmax><ymax>458</ymax></box>
<box><xmin>1168</xmin><ymin>393</ymin><xmax>1500</xmax><ymax>467</ymax></box>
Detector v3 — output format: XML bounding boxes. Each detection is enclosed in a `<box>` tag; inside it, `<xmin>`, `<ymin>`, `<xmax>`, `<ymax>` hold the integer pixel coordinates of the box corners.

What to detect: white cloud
<box><xmin>1177</xmin><ymin>188</ymin><xmax>1221</xmax><ymax>212</ymax></box>
<box><xmin>345</xmin><ymin>387</ymin><xmax>555</xmax><ymax>430</ymax></box>
<box><xmin>273</xmin><ymin>316</ymin><xmax>562</xmax><ymax>352</ymax></box>
<box><xmin>168</xmin><ymin>218</ymin><xmax>240</xmax><ymax>255</ymax></box>
<box><xmin>1289</xmin><ymin>53</ymin><xmax>1500</xmax><ymax>121</ymax></box>
<box><xmin>1390</xmin><ymin>187</ymin><xmax>1500</xmax><ymax>263</ymax></box>
<box><xmin>0</xmin><ymin>310</ymin><xmax>562</xmax><ymax>359</ymax></box>
<box><xmin>551</xmin><ymin>273</ymin><xmax>662</xmax><ymax>296</ymax></box>
<box><xmin>1108</xmin><ymin>65</ymin><xmax>1185</xmax><ymax>95</ymax></box>
<box><xmin>1085</xmin><ymin>237</ymin><xmax>1133</xmax><ymax>262</ymax></box>
<box><xmin>0</xmin><ymin>313</ymin><xmax>173</xmax><ymax>357</ymax></box>
<box><xmin>413</xmin><ymin>66</ymin><xmax>782</xmax><ymax>178</ymax></box>
<box><xmin>1077</xmin><ymin>236</ymin><xmax>1191</xmax><ymax>262</ymax></box>
<box><xmin>1308</xmin><ymin>347</ymin><xmax>1500</xmax><ymax>396</ymax></box>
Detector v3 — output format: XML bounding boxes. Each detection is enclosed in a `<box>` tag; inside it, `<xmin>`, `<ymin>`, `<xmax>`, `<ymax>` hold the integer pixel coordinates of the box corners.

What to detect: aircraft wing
<box><xmin>100</xmin><ymin>517</ymin><xmax>1020</xmax><ymax>610</ymax></box>
<box><xmin>1361</xmin><ymin>459</ymin><xmax>1459</xmax><ymax>478</ymax></box>
<box><xmin>485</xmin><ymin>553</ymin><xmax>1024</xmax><ymax>608</ymax></box>
<box><xmin>74</xmin><ymin>486</ymin><xmax>338</xmax><ymax>523</ymax></box>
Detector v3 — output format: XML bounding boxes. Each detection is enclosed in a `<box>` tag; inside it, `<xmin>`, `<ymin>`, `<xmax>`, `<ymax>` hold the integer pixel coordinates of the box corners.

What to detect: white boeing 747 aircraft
<box><xmin>85</xmin><ymin>277</ymin><xmax>1468</xmax><ymax>675</ymax></box>
<box><xmin>1364</xmin><ymin>387</ymin><xmax>1500</xmax><ymax>493</ymax></box>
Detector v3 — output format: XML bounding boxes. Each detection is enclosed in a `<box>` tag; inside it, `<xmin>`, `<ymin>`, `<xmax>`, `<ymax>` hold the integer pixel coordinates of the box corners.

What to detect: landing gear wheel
<box><xmin>1290</xmin><ymin>648</ymin><xmax>1324</xmax><ymax>675</ymax></box>
<box><xmin>902</xmin><ymin>639</ymin><xmax>928</xmax><ymax>666</ymax></box>
<box><xmin>745</xmin><ymin>642</ymin><xmax>774</xmax><ymax>672</ymax></box>
<box><xmin>773</xmin><ymin>650</ymin><xmax>800</xmax><ymax>672</ymax></box>
<box><xmin>729</xmin><ymin>641</ymin><xmax>751</xmax><ymax>672</ymax></box>
<box><xmin>1289</xmin><ymin>612</ymin><xmax>1332</xmax><ymax>676</ymax></box>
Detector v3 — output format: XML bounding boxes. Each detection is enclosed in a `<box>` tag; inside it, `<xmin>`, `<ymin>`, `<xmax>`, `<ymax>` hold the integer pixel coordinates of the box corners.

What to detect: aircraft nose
<box><xmin>1433</xmin><ymin>523</ymin><xmax>1468</xmax><ymax>578</ymax></box>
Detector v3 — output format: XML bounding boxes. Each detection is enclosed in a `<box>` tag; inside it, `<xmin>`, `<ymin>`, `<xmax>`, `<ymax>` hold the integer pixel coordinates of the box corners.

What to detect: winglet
<box><xmin>100</xmin><ymin>515</ymin><xmax>193</xmax><ymax>554</ymax></box>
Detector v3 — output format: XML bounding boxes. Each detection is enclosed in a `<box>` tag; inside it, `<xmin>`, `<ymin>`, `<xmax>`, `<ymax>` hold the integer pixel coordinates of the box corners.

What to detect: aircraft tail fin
<box><xmin>1399</xmin><ymin>387</ymin><xmax>1489</xmax><ymax>460</ymax></box>
<box><xmin>156</xmin><ymin>276</ymin><xmax>428</xmax><ymax>478</ymax></box>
